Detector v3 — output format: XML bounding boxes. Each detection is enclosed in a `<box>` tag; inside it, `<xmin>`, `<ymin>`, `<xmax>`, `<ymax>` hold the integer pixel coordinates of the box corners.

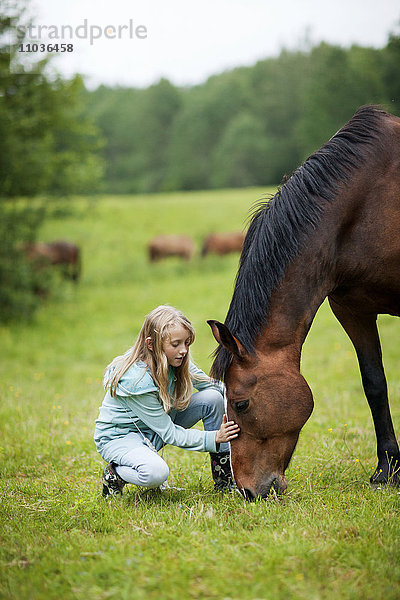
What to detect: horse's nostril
<box><xmin>266</xmin><ymin>477</ymin><xmax>287</xmax><ymax>497</ymax></box>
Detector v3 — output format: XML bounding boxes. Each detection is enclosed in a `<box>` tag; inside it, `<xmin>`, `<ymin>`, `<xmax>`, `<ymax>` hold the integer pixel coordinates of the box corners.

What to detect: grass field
<box><xmin>1</xmin><ymin>188</ymin><xmax>399</xmax><ymax>600</ymax></box>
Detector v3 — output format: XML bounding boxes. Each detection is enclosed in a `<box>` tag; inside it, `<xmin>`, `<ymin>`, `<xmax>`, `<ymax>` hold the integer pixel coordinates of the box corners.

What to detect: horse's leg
<box><xmin>71</xmin><ymin>251</ymin><xmax>81</xmax><ymax>282</ymax></box>
<box><xmin>328</xmin><ymin>297</ymin><xmax>400</xmax><ymax>486</ymax></box>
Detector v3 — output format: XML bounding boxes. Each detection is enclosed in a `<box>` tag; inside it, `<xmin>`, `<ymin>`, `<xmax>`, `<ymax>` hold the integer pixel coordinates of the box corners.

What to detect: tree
<box><xmin>211</xmin><ymin>112</ymin><xmax>271</xmax><ymax>188</ymax></box>
<box><xmin>248</xmin><ymin>50</ymin><xmax>310</xmax><ymax>182</ymax></box>
<box><xmin>84</xmin><ymin>80</ymin><xmax>181</xmax><ymax>193</ymax></box>
<box><xmin>138</xmin><ymin>79</ymin><xmax>182</xmax><ymax>192</ymax></box>
<box><xmin>0</xmin><ymin>202</ymin><xmax>51</xmax><ymax>321</ymax></box>
<box><xmin>164</xmin><ymin>68</ymin><xmax>252</xmax><ymax>190</ymax></box>
<box><xmin>381</xmin><ymin>30</ymin><xmax>400</xmax><ymax>115</ymax></box>
<box><xmin>0</xmin><ymin>1</ymin><xmax>103</xmax><ymax>321</ymax></box>
<box><xmin>295</xmin><ymin>42</ymin><xmax>389</xmax><ymax>160</ymax></box>
<box><xmin>0</xmin><ymin>2</ymin><xmax>104</xmax><ymax>197</ymax></box>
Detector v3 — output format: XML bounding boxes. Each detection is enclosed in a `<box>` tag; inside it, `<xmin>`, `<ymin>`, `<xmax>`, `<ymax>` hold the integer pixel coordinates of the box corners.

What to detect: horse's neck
<box><xmin>257</xmin><ymin>228</ymin><xmax>337</xmax><ymax>357</ymax></box>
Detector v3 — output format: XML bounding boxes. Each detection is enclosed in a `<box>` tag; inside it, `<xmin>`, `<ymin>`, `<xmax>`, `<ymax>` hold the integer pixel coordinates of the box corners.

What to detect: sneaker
<box><xmin>102</xmin><ymin>462</ymin><xmax>125</xmax><ymax>498</ymax></box>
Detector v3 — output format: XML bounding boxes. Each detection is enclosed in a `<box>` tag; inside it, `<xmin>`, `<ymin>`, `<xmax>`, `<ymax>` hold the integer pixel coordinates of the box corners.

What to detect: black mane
<box><xmin>211</xmin><ymin>105</ymin><xmax>387</xmax><ymax>380</ymax></box>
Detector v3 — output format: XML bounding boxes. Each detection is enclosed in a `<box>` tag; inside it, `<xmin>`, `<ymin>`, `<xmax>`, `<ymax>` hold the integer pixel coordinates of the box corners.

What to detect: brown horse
<box><xmin>201</xmin><ymin>231</ymin><xmax>246</xmax><ymax>257</ymax></box>
<box><xmin>208</xmin><ymin>106</ymin><xmax>400</xmax><ymax>499</ymax></box>
<box><xmin>148</xmin><ymin>235</ymin><xmax>194</xmax><ymax>262</ymax></box>
<box><xmin>25</xmin><ymin>240</ymin><xmax>81</xmax><ymax>281</ymax></box>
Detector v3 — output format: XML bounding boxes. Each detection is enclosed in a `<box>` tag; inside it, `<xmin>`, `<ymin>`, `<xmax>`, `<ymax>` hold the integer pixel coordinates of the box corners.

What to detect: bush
<box><xmin>0</xmin><ymin>203</ymin><xmax>51</xmax><ymax>322</ymax></box>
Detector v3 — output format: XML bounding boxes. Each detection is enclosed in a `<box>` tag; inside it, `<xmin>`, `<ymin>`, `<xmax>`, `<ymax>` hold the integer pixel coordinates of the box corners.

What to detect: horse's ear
<box><xmin>207</xmin><ymin>320</ymin><xmax>246</xmax><ymax>358</ymax></box>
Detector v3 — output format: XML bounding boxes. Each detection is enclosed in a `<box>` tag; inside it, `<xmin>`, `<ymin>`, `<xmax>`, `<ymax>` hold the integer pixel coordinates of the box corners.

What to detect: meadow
<box><xmin>0</xmin><ymin>188</ymin><xmax>399</xmax><ymax>600</ymax></box>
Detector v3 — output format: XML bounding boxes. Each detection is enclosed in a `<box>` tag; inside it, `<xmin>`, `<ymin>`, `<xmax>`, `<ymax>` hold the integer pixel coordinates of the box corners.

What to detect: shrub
<box><xmin>0</xmin><ymin>203</ymin><xmax>51</xmax><ymax>322</ymax></box>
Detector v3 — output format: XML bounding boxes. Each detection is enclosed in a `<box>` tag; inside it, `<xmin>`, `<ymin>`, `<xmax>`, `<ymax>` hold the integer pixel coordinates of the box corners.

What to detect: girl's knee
<box><xmin>139</xmin><ymin>459</ymin><xmax>169</xmax><ymax>488</ymax></box>
<box><xmin>197</xmin><ymin>388</ymin><xmax>223</xmax><ymax>403</ymax></box>
<box><xmin>202</xmin><ymin>388</ymin><xmax>224</xmax><ymax>415</ymax></box>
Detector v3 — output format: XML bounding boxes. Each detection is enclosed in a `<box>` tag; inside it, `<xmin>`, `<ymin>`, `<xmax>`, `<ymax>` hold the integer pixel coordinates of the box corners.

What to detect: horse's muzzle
<box><xmin>240</xmin><ymin>475</ymin><xmax>287</xmax><ymax>500</ymax></box>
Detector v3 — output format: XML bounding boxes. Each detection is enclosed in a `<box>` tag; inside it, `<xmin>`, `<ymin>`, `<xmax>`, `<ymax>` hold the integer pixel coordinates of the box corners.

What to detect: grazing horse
<box><xmin>148</xmin><ymin>235</ymin><xmax>194</xmax><ymax>262</ymax></box>
<box><xmin>25</xmin><ymin>240</ymin><xmax>81</xmax><ymax>281</ymax></box>
<box><xmin>208</xmin><ymin>105</ymin><xmax>400</xmax><ymax>500</ymax></box>
<box><xmin>201</xmin><ymin>231</ymin><xmax>246</xmax><ymax>257</ymax></box>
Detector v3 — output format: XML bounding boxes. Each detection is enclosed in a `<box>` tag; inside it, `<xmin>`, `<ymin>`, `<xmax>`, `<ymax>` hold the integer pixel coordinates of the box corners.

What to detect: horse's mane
<box><xmin>211</xmin><ymin>105</ymin><xmax>387</xmax><ymax>380</ymax></box>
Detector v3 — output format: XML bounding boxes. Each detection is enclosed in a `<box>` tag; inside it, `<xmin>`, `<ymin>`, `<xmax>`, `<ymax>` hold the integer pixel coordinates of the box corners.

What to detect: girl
<box><xmin>94</xmin><ymin>305</ymin><xmax>239</xmax><ymax>497</ymax></box>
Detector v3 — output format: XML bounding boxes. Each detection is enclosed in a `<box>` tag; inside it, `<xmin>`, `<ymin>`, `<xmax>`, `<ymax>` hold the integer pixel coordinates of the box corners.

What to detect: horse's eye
<box><xmin>234</xmin><ymin>400</ymin><xmax>250</xmax><ymax>414</ymax></box>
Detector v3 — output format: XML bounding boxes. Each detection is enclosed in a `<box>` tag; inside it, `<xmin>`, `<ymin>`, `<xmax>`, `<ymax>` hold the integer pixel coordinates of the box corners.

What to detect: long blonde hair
<box><xmin>104</xmin><ymin>305</ymin><xmax>198</xmax><ymax>412</ymax></box>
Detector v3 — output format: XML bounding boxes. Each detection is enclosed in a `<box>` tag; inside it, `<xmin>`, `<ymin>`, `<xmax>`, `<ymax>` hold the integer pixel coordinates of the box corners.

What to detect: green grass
<box><xmin>1</xmin><ymin>188</ymin><xmax>399</xmax><ymax>600</ymax></box>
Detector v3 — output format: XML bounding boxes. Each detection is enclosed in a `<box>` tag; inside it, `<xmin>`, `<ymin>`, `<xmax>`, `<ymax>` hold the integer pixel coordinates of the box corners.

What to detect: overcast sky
<box><xmin>23</xmin><ymin>0</ymin><xmax>400</xmax><ymax>89</ymax></box>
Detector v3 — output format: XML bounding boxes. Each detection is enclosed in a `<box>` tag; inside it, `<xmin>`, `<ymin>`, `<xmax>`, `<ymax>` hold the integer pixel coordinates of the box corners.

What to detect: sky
<box><xmin>18</xmin><ymin>0</ymin><xmax>400</xmax><ymax>89</ymax></box>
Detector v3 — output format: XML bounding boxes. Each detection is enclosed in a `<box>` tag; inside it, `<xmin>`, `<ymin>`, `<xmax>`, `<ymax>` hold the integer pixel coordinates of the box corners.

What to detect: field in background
<box><xmin>0</xmin><ymin>189</ymin><xmax>399</xmax><ymax>600</ymax></box>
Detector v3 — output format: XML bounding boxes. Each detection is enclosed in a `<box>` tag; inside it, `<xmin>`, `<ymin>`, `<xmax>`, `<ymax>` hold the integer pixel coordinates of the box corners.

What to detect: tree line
<box><xmin>86</xmin><ymin>32</ymin><xmax>400</xmax><ymax>194</ymax></box>
<box><xmin>1</xmin><ymin>8</ymin><xmax>399</xmax><ymax>199</ymax></box>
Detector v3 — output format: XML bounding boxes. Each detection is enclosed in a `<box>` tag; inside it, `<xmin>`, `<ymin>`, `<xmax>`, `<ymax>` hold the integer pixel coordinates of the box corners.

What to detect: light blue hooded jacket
<box><xmin>94</xmin><ymin>360</ymin><xmax>224</xmax><ymax>454</ymax></box>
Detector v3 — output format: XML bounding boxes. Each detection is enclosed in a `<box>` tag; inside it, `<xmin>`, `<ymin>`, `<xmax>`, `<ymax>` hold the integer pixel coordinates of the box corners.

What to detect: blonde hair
<box><xmin>104</xmin><ymin>305</ymin><xmax>198</xmax><ymax>412</ymax></box>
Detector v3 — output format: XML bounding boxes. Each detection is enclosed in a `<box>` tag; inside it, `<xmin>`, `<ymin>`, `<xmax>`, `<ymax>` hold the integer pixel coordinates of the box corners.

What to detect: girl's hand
<box><xmin>215</xmin><ymin>414</ymin><xmax>240</xmax><ymax>443</ymax></box>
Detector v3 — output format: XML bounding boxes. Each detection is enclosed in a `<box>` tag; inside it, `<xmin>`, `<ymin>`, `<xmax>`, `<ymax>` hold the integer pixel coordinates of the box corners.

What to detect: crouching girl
<box><xmin>94</xmin><ymin>305</ymin><xmax>239</xmax><ymax>497</ymax></box>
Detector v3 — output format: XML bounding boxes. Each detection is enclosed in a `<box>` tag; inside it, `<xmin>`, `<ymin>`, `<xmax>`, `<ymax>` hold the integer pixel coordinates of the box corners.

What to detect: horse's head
<box><xmin>208</xmin><ymin>320</ymin><xmax>314</xmax><ymax>500</ymax></box>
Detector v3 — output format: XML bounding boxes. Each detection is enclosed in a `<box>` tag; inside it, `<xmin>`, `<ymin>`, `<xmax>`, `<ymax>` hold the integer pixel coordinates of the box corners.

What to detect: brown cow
<box><xmin>25</xmin><ymin>240</ymin><xmax>81</xmax><ymax>281</ymax></box>
<box><xmin>148</xmin><ymin>235</ymin><xmax>194</xmax><ymax>262</ymax></box>
<box><xmin>201</xmin><ymin>231</ymin><xmax>245</xmax><ymax>257</ymax></box>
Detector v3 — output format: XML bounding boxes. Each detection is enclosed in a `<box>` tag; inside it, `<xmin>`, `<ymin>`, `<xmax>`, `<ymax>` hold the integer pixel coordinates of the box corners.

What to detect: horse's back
<box><xmin>202</xmin><ymin>231</ymin><xmax>245</xmax><ymax>256</ymax></box>
<box><xmin>47</xmin><ymin>241</ymin><xmax>80</xmax><ymax>264</ymax></box>
<box><xmin>331</xmin><ymin>111</ymin><xmax>400</xmax><ymax>316</ymax></box>
<box><xmin>148</xmin><ymin>235</ymin><xmax>194</xmax><ymax>261</ymax></box>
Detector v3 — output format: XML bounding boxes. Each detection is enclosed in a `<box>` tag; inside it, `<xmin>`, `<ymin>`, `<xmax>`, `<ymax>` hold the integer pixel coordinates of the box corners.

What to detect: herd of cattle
<box><xmin>148</xmin><ymin>231</ymin><xmax>246</xmax><ymax>262</ymax></box>
<box><xmin>23</xmin><ymin>231</ymin><xmax>246</xmax><ymax>283</ymax></box>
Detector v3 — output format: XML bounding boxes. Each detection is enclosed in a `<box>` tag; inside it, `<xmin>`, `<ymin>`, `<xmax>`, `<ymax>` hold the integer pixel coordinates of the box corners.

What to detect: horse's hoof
<box><xmin>370</xmin><ymin>474</ymin><xmax>399</xmax><ymax>490</ymax></box>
